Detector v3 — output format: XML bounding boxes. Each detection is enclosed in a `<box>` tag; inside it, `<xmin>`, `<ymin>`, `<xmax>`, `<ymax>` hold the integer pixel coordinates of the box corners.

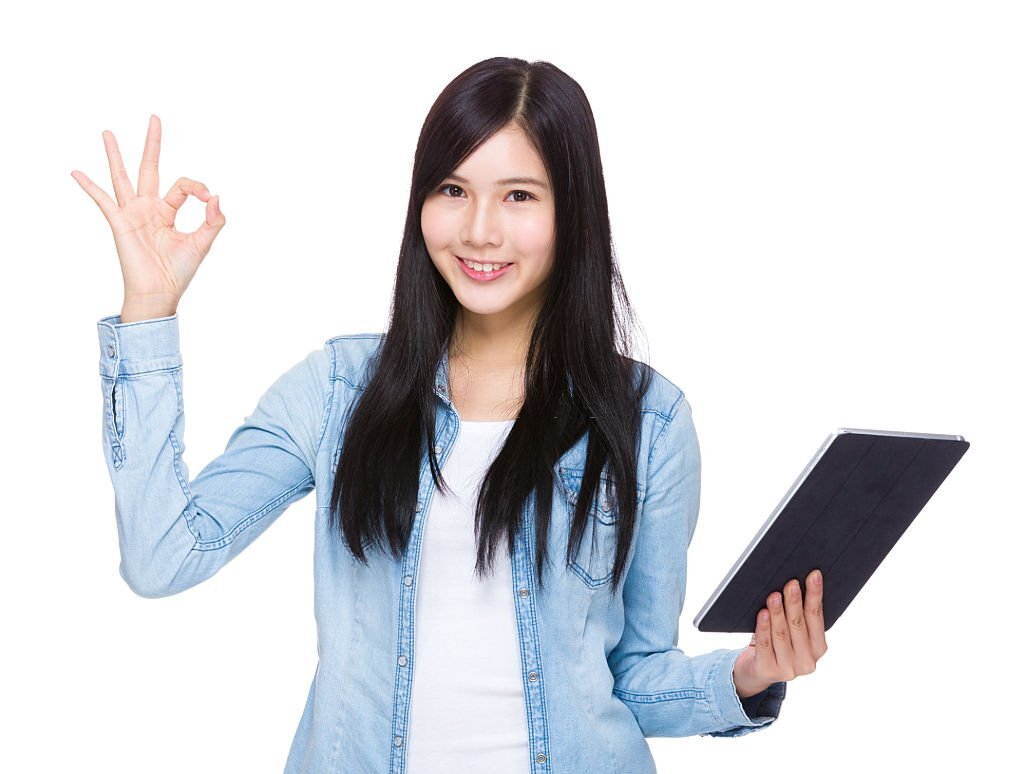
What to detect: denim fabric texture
<box><xmin>96</xmin><ymin>312</ymin><xmax>786</xmax><ymax>774</ymax></box>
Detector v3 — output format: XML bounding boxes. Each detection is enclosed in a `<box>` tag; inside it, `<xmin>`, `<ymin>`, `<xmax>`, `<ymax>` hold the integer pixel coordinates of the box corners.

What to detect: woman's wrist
<box><xmin>120</xmin><ymin>300</ymin><xmax>177</xmax><ymax>323</ymax></box>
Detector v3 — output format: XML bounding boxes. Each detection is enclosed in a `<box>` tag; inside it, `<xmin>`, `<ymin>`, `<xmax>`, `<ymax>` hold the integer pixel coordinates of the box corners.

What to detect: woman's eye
<box><xmin>438</xmin><ymin>183</ymin><xmax>464</xmax><ymax>198</ymax></box>
<box><xmin>436</xmin><ymin>183</ymin><xmax>535</xmax><ymax>202</ymax></box>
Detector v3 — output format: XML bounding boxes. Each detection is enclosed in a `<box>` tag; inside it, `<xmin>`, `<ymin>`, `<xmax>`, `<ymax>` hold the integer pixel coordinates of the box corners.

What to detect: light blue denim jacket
<box><xmin>96</xmin><ymin>312</ymin><xmax>785</xmax><ymax>774</ymax></box>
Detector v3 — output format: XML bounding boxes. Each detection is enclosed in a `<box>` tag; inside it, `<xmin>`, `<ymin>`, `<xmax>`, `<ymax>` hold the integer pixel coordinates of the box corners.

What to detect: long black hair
<box><xmin>328</xmin><ymin>56</ymin><xmax>653</xmax><ymax>595</ymax></box>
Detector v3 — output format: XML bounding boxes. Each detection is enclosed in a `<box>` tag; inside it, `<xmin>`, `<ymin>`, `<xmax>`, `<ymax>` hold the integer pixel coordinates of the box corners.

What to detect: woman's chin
<box><xmin>453</xmin><ymin>295</ymin><xmax>514</xmax><ymax>317</ymax></box>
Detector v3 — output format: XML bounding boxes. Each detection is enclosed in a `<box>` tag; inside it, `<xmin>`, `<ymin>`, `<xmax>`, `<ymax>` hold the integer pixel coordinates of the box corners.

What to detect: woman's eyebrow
<box><xmin>447</xmin><ymin>173</ymin><xmax>549</xmax><ymax>190</ymax></box>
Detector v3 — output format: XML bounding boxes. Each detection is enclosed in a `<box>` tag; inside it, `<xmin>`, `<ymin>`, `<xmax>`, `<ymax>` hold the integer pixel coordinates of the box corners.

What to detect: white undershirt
<box><xmin>405</xmin><ymin>417</ymin><xmax>530</xmax><ymax>773</ymax></box>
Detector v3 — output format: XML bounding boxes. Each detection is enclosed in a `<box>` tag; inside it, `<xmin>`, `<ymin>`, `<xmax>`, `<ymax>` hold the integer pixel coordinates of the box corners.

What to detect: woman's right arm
<box><xmin>77</xmin><ymin>115</ymin><xmax>332</xmax><ymax>597</ymax></box>
<box><xmin>97</xmin><ymin>312</ymin><xmax>333</xmax><ymax>597</ymax></box>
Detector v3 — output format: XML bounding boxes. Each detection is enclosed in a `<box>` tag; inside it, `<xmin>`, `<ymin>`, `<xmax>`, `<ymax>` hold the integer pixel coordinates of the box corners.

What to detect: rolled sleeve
<box><xmin>701</xmin><ymin>646</ymin><xmax>787</xmax><ymax>737</ymax></box>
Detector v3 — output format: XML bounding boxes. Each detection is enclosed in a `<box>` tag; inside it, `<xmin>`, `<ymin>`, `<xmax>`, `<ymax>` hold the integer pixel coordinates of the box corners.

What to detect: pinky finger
<box><xmin>71</xmin><ymin>170</ymin><xmax>118</xmax><ymax>222</ymax></box>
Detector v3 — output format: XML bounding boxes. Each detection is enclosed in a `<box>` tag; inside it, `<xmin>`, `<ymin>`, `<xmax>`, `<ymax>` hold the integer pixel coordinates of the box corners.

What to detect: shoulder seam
<box><xmin>313</xmin><ymin>341</ymin><xmax>337</xmax><ymax>461</ymax></box>
<box><xmin>324</xmin><ymin>334</ymin><xmax>381</xmax><ymax>390</ymax></box>
<box><xmin>646</xmin><ymin>389</ymin><xmax>686</xmax><ymax>471</ymax></box>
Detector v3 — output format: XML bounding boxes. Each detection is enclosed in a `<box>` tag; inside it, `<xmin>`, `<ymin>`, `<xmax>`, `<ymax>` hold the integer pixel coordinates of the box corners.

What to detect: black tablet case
<box><xmin>694</xmin><ymin>429</ymin><xmax>970</xmax><ymax>633</ymax></box>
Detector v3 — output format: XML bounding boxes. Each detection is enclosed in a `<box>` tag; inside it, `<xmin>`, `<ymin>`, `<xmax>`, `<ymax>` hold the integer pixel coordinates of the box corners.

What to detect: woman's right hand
<box><xmin>71</xmin><ymin>114</ymin><xmax>226</xmax><ymax>320</ymax></box>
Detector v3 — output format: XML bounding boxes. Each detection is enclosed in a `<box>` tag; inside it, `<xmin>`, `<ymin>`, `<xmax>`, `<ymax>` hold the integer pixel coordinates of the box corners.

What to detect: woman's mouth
<box><xmin>456</xmin><ymin>255</ymin><xmax>514</xmax><ymax>281</ymax></box>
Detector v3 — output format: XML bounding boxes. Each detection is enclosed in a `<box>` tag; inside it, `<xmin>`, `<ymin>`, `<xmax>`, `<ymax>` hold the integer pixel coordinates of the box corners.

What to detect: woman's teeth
<box><xmin>462</xmin><ymin>257</ymin><xmax>509</xmax><ymax>273</ymax></box>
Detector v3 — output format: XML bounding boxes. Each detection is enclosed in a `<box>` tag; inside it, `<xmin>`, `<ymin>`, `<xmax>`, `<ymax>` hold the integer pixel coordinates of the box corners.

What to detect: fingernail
<box><xmin>813</xmin><ymin>570</ymin><xmax>822</xmax><ymax>585</ymax></box>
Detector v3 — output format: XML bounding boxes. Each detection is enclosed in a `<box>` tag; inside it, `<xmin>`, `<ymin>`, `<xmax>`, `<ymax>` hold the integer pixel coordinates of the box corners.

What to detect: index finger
<box><xmin>804</xmin><ymin>569</ymin><xmax>827</xmax><ymax>659</ymax></box>
<box><xmin>138</xmin><ymin>114</ymin><xmax>162</xmax><ymax>198</ymax></box>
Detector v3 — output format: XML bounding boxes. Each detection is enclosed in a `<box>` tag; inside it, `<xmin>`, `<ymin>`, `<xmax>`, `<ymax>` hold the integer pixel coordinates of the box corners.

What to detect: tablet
<box><xmin>693</xmin><ymin>428</ymin><xmax>969</xmax><ymax>633</ymax></box>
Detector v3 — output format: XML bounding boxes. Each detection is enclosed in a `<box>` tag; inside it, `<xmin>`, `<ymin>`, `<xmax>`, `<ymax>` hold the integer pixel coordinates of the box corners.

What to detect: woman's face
<box><xmin>421</xmin><ymin>124</ymin><xmax>556</xmax><ymax>326</ymax></box>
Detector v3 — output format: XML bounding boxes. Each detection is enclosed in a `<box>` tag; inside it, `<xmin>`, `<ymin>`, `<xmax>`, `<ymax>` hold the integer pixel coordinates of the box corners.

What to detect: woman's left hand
<box><xmin>732</xmin><ymin>569</ymin><xmax>828</xmax><ymax>699</ymax></box>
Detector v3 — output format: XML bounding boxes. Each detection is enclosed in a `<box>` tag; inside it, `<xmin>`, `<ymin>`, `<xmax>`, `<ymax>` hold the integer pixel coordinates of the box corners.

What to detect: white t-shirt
<box><xmin>405</xmin><ymin>417</ymin><xmax>530</xmax><ymax>773</ymax></box>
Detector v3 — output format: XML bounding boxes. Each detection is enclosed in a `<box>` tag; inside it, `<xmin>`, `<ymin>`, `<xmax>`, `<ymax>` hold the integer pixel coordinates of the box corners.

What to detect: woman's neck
<box><xmin>447</xmin><ymin>312</ymin><xmax>532</xmax><ymax>421</ymax></box>
<box><xmin>448</xmin><ymin>309</ymin><xmax>533</xmax><ymax>370</ymax></box>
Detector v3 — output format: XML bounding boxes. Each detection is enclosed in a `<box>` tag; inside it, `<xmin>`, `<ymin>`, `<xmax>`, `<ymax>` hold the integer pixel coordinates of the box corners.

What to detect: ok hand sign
<box><xmin>71</xmin><ymin>114</ymin><xmax>225</xmax><ymax>319</ymax></box>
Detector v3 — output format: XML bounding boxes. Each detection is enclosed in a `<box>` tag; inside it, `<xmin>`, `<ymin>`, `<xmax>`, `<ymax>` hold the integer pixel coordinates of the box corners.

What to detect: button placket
<box><xmin>392</xmin><ymin>452</ymin><xmax>446</xmax><ymax>773</ymax></box>
<box><xmin>510</xmin><ymin>507</ymin><xmax>550</xmax><ymax>773</ymax></box>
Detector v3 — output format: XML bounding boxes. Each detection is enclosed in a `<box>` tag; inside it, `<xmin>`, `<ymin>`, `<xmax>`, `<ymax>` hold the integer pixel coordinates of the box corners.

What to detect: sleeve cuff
<box><xmin>97</xmin><ymin>312</ymin><xmax>182</xmax><ymax>379</ymax></box>
<box><xmin>704</xmin><ymin>646</ymin><xmax>786</xmax><ymax>736</ymax></box>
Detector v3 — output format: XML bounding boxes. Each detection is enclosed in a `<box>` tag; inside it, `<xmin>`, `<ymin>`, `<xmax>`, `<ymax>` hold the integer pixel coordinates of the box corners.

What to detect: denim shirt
<box><xmin>96</xmin><ymin>313</ymin><xmax>786</xmax><ymax>774</ymax></box>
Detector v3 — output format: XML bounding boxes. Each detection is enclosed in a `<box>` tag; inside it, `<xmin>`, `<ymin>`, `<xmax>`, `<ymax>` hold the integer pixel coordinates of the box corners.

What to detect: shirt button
<box><xmin>106</xmin><ymin>345</ymin><xmax>116</xmax><ymax>357</ymax></box>
<box><xmin>536</xmin><ymin>753</ymin><xmax>547</xmax><ymax>764</ymax></box>
<box><xmin>415</xmin><ymin>502</ymin><xmax>423</xmax><ymax>512</ymax></box>
<box><xmin>393</xmin><ymin>736</ymin><xmax>403</xmax><ymax>747</ymax></box>
<box><xmin>528</xmin><ymin>671</ymin><xmax>538</xmax><ymax>682</ymax></box>
<box><xmin>600</xmin><ymin>500</ymin><xmax>610</xmax><ymax>511</ymax></box>
<box><xmin>398</xmin><ymin>655</ymin><xmax>408</xmax><ymax>667</ymax></box>
<box><xmin>519</xmin><ymin>588</ymin><xmax>529</xmax><ymax>598</ymax></box>
<box><xmin>403</xmin><ymin>575</ymin><xmax>413</xmax><ymax>587</ymax></box>
<box><xmin>433</xmin><ymin>444</ymin><xmax>443</xmax><ymax>455</ymax></box>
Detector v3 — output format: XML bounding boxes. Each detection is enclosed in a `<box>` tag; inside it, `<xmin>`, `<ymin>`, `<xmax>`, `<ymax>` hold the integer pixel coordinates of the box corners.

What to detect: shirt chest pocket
<box><xmin>558</xmin><ymin>467</ymin><xmax>635</xmax><ymax>589</ymax></box>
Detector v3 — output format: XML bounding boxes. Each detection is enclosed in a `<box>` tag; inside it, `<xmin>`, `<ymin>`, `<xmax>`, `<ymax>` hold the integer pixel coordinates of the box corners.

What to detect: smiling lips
<box><xmin>456</xmin><ymin>255</ymin><xmax>514</xmax><ymax>281</ymax></box>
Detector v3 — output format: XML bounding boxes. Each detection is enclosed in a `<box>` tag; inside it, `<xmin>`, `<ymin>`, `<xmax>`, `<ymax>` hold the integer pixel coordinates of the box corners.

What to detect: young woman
<box><xmin>75</xmin><ymin>57</ymin><xmax>827</xmax><ymax>774</ymax></box>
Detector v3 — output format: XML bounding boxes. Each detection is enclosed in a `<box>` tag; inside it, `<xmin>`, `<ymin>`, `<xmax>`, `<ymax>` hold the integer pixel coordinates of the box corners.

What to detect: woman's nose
<box><xmin>461</xmin><ymin>200</ymin><xmax>502</xmax><ymax>248</ymax></box>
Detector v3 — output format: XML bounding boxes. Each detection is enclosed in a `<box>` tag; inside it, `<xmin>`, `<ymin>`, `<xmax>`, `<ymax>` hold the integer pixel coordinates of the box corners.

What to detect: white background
<box><xmin>3</xmin><ymin>1</ymin><xmax>1020</xmax><ymax>771</ymax></box>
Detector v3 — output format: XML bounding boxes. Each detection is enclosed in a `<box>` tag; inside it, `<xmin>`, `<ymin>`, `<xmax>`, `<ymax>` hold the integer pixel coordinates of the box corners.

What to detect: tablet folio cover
<box><xmin>694</xmin><ymin>429</ymin><xmax>969</xmax><ymax>633</ymax></box>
